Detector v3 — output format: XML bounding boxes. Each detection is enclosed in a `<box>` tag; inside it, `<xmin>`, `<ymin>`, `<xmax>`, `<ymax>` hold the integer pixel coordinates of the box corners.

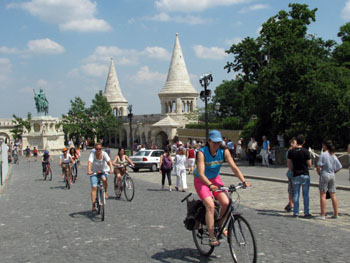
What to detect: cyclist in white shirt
<box><xmin>59</xmin><ymin>148</ymin><xmax>74</xmax><ymax>182</ymax></box>
<box><xmin>87</xmin><ymin>143</ymin><xmax>113</xmax><ymax>211</ymax></box>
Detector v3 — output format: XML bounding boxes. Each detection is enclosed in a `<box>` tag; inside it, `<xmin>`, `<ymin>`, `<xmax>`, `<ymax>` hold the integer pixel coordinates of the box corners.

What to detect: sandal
<box><xmin>222</xmin><ymin>227</ymin><xmax>228</xmax><ymax>237</ymax></box>
<box><xmin>92</xmin><ymin>205</ymin><xmax>97</xmax><ymax>212</ymax></box>
<box><xmin>209</xmin><ymin>237</ymin><xmax>220</xmax><ymax>247</ymax></box>
<box><xmin>116</xmin><ymin>192</ymin><xmax>121</xmax><ymax>199</ymax></box>
<box><xmin>105</xmin><ymin>192</ymin><xmax>109</xmax><ymax>199</ymax></box>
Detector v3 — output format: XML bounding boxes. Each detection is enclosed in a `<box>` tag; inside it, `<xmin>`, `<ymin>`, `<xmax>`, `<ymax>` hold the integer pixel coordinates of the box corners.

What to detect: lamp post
<box><xmin>199</xmin><ymin>73</ymin><xmax>213</xmax><ymax>142</ymax></box>
<box><xmin>127</xmin><ymin>104</ymin><xmax>133</xmax><ymax>156</ymax></box>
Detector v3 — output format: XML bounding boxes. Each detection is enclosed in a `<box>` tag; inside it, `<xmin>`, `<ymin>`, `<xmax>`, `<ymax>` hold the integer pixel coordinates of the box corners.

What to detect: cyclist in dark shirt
<box><xmin>42</xmin><ymin>150</ymin><xmax>52</xmax><ymax>173</ymax></box>
<box><xmin>287</xmin><ymin>134</ymin><xmax>312</xmax><ymax>218</ymax></box>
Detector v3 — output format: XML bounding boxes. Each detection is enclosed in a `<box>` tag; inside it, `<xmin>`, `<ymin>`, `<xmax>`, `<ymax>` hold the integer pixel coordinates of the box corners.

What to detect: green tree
<box><xmin>62</xmin><ymin>97</ymin><xmax>93</xmax><ymax>146</ymax></box>
<box><xmin>223</xmin><ymin>3</ymin><xmax>350</xmax><ymax>148</ymax></box>
<box><xmin>10</xmin><ymin>112</ymin><xmax>32</xmax><ymax>140</ymax></box>
<box><xmin>89</xmin><ymin>90</ymin><xmax>118</xmax><ymax>141</ymax></box>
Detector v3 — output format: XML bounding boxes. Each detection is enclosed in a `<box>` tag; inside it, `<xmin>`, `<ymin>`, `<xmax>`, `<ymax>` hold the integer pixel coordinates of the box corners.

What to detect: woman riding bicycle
<box><xmin>112</xmin><ymin>148</ymin><xmax>134</xmax><ymax>198</ymax></box>
<box><xmin>69</xmin><ymin>147</ymin><xmax>79</xmax><ymax>180</ymax></box>
<box><xmin>59</xmin><ymin>147</ymin><xmax>74</xmax><ymax>182</ymax></box>
<box><xmin>194</xmin><ymin>130</ymin><xmax>251</xmax><ymax>247</ymax></box>
<box><xmin>42</xmin><ymin>150</ymin><xmax>52</xmax><ymax>174</ymax></box>
<box><xmin>88</xmin><ymin>143</ymin><xmax>113</xmax><ymax>211</ymax></box>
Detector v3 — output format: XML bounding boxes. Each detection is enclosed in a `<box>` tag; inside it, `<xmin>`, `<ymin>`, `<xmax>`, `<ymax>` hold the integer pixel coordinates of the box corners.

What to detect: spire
<box><xmin>159</xmin><ymin>33</ymin><xmax>197</xmax><ymax>95</ymax></box>
<box><xmin>104</xmin><ymin>58</ymin><xmax>127</xmax><ymax>103</ymax></box>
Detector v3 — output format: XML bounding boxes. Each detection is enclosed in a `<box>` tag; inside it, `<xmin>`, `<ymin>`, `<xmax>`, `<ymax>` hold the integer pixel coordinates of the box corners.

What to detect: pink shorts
<box><xmin>194</xmin><ymin>175</ymin><xmax>225</xmax><ymax>200</ymax></box>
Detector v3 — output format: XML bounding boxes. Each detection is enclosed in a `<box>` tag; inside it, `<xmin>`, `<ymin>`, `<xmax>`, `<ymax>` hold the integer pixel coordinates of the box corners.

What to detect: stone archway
<box><xmin>155</xmin><ymin>131</ymin><xmax>168</xmax><ymax>150</ymax></box>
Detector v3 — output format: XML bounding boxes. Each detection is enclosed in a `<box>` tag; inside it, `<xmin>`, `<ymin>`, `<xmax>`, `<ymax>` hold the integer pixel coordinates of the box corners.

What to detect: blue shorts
<box><xmin>90</xmin><ymin>173</ymin><xmax>108</xmax><ymax>188</ymax></box>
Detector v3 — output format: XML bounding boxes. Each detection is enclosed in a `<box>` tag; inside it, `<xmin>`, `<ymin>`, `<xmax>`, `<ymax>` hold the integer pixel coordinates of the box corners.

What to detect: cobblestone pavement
<box><xmin>0</xmin><ymin>152</ymin><xmax>349</xmax><ymax>263</ymax></box>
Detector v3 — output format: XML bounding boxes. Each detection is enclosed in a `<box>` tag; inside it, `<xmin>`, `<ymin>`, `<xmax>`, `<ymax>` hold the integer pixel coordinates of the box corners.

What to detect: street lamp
<box><xmin>199</xmin><ymin>73</ymin><xmax>213</xmax><ymax>142</ymax></box>
<box><xmin>127</xmin><ymin>104</ymin><xmax>133</xmax><ymax>156</ymax></box>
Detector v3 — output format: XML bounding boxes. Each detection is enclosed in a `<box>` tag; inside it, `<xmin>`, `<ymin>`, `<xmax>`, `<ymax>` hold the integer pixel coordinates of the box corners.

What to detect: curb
<box><xmin>220</xmin><ymin>172</ymin><xmax>350</xmax><ymax>191</ymax></box>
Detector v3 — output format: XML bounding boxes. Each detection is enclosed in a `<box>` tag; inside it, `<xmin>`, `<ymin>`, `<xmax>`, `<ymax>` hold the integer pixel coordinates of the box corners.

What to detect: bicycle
<box><xmin>62</xmin><ymin>164</ymin><xmax>72</xmax><ymax>189</ymax></box>
<box><xmin>71</xmin><ymin>161</ymin><xmax>78</xmax><ymax>183</ymax></box>
<box><xmin>13</xmin><ymin>153</ymin><xmax>19</xmax><ymax>165</ymax></box>
<box><xmin>93</xmin><ymin>172</ymin><xmax>107</xmax><ymax>221</ymax></box>
<box><xmin>181</xmin><ymin>183</ymin><xmax>257</xmax><ymax>263</ymax></box>
<box><xmin>43</xmin><ymin>162</ymin><xmax>52</xmax><ymax>181</ymax></box>
<box><xmin>114</xmin><ymin>162</ymin><xmax>135</xmax><ymax>201</ymax></box>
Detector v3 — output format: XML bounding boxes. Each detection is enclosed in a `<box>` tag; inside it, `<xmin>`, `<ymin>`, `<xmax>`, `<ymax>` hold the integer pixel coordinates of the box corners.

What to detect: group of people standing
<box><xmin>286</xmin><ymin>134</ymin><xmax>342</xmax><ymax>219</ymax></box>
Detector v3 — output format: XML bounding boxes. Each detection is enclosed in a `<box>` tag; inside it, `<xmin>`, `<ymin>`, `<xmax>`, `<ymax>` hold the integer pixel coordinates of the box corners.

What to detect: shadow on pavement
<box><xmin>151</xmin><ymin>247</ymin><xmax>217</xmax><ymax>262</ymax></box>
<box><xmin>256</xmin><ymin>209</ymin><xmax>292</xmax><ymax>217</ymax></box>
<box><xmin>34</xmin><ymin>179</ymin><xmax>46</xmax><ymax>181</ymax></box>
<box><xmin>49</xmin><ymin>185</ymin><xmax>67</xmax><ymax>190</ymax></box>
<box><xmin>69</xmin><ymin>210</ymin><xmax>104</xmax><ymax>222</ymax></box>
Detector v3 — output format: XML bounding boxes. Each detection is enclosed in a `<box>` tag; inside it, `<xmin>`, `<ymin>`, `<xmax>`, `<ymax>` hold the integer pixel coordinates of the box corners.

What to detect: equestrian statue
<box><xmin>33</xmin><ymin>88</ymin><xmax>49</xmax><ymax>115</ymax></box>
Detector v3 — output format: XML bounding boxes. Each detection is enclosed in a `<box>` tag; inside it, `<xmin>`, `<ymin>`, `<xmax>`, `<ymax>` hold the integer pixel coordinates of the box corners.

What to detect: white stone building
<box><xmin>104</xmin><ymin>33</ymin><xmax>198</xmax><ymax>149</ymax></box>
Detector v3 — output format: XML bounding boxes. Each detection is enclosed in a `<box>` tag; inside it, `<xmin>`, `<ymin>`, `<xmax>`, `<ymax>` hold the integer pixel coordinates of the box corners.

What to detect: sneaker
<box><xmin>303</xmin><ymin>214</ymin><xmax>313</xmax><ymax>219</ymax></box>
<box><xmin>284</xmin><ymin>204</ymin><xmax>292</xmax><ymax>212</ymax></box>
<box><xmin>293</xmin><ymin>214</ymin><xmax>299</xmax><ymax>218</ymax></box>
<box><xmin>331</xmin><ymin>215</ymin><xmax>338</xmax><ymax>219</ymax></box>
<box><xmin>316</xmin><ymin>216</ymin><xmax>326</xmax><ymax>220</ymax></box>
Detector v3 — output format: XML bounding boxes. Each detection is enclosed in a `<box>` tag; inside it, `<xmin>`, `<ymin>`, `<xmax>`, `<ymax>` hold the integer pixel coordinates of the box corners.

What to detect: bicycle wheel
<box><xmin>123</xmin><ymin>176</ymin><xmax>134</xmax><ymax>201</ymax></box>
<box><xmin>228</xmin><ymin>214</ymin><xmax>257</xmax><ymax>263</ymax></box>
<box><xmin>100</xmin><ymin>187</ymin><xmax>105</xmax><ymax>221</ymax></box>
<box><xmin>71</xmin><ymin>165</ymin><xmax>76</xmax><ymax>183</ymax></box>
<box><xmin>96</xmin><ymin>190</ymin><xmax>101</xmax><ymax>215</ymax></box>
<box><xmin>192</xmin><ymin>224</ymin><xmax>215</xmax><ymax>256</ymax></box>
<box><xmin>43</xmin><ymin>170</ymin><xmax>47</xmax><ymax>180</ymax></box>
<box><xmin>113</xmin><ymin>176</ymin><xmax>119</xmax><ymax>197</ymax></box>
<box><xmin>48</xmin><ymin>167</ymin><xmax>52</xmax><ymax>181</ymax></box>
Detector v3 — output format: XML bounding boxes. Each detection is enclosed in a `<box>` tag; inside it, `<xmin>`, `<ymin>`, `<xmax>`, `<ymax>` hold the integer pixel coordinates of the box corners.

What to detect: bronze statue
<box><xmin>33</xmin><ymin>88</ymin><xmax>49</xmax><ymax>115</ymax></box>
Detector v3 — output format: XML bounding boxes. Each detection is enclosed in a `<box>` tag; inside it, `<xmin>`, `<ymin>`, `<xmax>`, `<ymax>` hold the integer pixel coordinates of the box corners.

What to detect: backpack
<box><xmin>161</xmin><ymin>154</ymin><xmax>172</xmax><ymax>171</ymax></box>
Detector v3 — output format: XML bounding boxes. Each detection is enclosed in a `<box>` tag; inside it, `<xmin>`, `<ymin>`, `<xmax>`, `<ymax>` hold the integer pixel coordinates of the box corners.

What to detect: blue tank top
<box><xmin>194</xmin><ymin>146</ymin><xmax>225</xmax><ymax>179</ymax></box>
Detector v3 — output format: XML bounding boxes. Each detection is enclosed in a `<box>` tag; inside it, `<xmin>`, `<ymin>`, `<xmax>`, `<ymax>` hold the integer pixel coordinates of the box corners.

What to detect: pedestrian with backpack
<box><xmin>159</xmin><ymin>146</ymin><xmax>173</xmax><ymax>191</ymax></box>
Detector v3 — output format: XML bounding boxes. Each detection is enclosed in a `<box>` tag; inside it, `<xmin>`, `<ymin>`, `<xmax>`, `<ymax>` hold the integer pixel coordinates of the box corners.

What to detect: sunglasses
<box><xmin>96</xmin><ymin>148</ymin><xmax>102</xmax><ymax>151</ymax></box>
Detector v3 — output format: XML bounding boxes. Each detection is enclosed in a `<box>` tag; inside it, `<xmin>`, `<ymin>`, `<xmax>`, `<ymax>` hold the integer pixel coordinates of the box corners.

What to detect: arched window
<box><xmin>113</xmin><ymin>108</ymin><xmax>117</xmax><ymax>116</ymax></box>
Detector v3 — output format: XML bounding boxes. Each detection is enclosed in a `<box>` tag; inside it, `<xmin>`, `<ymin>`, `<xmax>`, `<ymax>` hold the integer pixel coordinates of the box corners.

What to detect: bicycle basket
<box><xmin>183</xmin><ymin>199</ymin><xmax>205</xmax><ymax>230</ymax></box>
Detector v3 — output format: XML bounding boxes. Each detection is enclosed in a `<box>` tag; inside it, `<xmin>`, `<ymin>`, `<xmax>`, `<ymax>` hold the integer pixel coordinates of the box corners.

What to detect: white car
<box><xmin>129</xmin><ymin>149</ymin><xmax>164</xmax><ymax>172</ymax></box>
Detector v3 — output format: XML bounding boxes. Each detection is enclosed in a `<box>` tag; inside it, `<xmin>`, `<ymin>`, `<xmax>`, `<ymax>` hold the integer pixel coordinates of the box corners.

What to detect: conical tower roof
<box><xmin>104</xmin><ymin>58</ymin><xmax>127</xmax><ymax>103</ymax></box>
<box><xmin>159</xmin><ymin>33</ymin><xmax>197</xmax><ymax>95</ymax></box>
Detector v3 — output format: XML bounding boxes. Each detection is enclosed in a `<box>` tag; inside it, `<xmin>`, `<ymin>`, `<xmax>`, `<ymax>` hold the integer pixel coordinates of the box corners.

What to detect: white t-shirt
<box><xmin>60</xmin><ymin>153</ymin><xmax>72</xmax><ymax>164</ymax></box>
<box><xmin>88</xmin><ymin>151</ymin><xmax>111</xmax><ymax>173</ymax></box>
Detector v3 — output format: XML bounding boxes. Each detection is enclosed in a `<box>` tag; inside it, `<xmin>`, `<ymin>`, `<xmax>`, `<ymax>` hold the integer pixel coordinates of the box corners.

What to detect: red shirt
<box><xmin>188</xmin><ymin>149</ymin><xmax>195</xmax><ymax>159</ymax></box>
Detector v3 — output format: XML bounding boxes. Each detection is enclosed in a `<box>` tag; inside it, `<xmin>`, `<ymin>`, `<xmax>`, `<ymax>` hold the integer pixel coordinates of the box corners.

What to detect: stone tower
<box><xmin>158</xmin><ymin>33</ymin><xmax>198</xmax><ymax>124</ymax></box>
<box><xmin>104</xmin><ymin>58</ymin><xmax>128</xmax><ymax>116</ymax></box>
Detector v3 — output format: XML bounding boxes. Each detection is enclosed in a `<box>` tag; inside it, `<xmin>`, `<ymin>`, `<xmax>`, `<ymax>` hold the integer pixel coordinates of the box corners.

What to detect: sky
<box><xmin>0</xmin><ymin>0</ymin><xmax>349</xmax><ymax>118</ymax></box>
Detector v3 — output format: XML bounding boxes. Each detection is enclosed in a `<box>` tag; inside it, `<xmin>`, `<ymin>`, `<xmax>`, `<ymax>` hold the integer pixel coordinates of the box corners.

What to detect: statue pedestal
<box><xmin>22</xmin><ymin>116</ymin><xmax>65</xmax><ymax>155</ymax></box>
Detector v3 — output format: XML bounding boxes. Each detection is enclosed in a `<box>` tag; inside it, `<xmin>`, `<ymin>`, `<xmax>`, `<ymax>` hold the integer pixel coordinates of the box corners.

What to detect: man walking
<box><xmin>261</xmin><ymin>136</ymin><xmax>270</xmax><ymax>166</ymax></box>
<box><xmin>287</xmin><ymin>134</ymin><xmax>312</xmax><ymax>218</ymax></box>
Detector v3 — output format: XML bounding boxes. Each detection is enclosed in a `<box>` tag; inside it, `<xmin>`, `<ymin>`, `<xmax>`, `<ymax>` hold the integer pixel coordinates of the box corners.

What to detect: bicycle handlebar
<box><xmin>114</xmin><ymin>162</ymin><xmax>134</xmax><ymax>169</ymax></box>
<box><xmin>216</xmin><ymin>183</ymin><xmax>246</xmax><ymax>192</ymax></box>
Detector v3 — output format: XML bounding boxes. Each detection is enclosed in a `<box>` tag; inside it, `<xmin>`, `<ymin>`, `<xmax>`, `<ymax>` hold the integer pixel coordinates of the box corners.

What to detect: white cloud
<box><xmin>131</xmin><ymin>66</ymin><xmax>167</xmax><ymax>83</ymax></box>
<box><xmin>225</xmin><ymin>37</ymin><xmax>242</xmax><ymax>46</ymax></box>
<box><xmin>0</xmin><ymin>46</ymin><xmax>20</xmax><ymax>54</ymax></box>
<box><xmin>144</xmin><ymin>46</ymin><xmax>171</xmax><ymax>60</ymax></box>
<box><xmin>27</xmin><ymin>38</ymin><xmax>65</xmax><ymax>54</ymax></box>
<box><xmin>85</xmin><ymin>45</ymin><xmax>171</xmax><ymax>65</ymax></box>
<box><xmin>0</xmin><ymin>58</ymin><xmax>12</xmax><ymax>88</ymax></box>
<box><xmin>82</xmin><ymin>63</ymin><xmax>109</xmax><ymax>77</ymax></box>
<box><xmin>155</xmin><ymin>0</ymin><xmax>247</xmax><ymax>13</ymax></box>
<box><xmin>193</xmin><ymin>45</ymin><xmax>228</xmax><ymax>60</ymax></box>
<box><xmin>342</xmin><ymin>0</ymin><xmax>350</xmax><ymax>19</ymax></box>
<box><xmin>60</xmin><ymin>18</ymin><xmax>112</xmax><ymax>32</ymax></box>
<box><xmin>256</xmin><ymin>26</ymin><xmax>262</xmax><ymax>35</ymax></box>
<box><xmin>239</xmin><ymin>4</ymin><xmax>268</xmax><ymax>14</ymax></box>
<box><xmin>7</xmin><ymin>0</ymin><xmax>111</xmax><ymax>32</ymax></box>
<box><xmin>146</xmin><ymin>12</ymin><xmax>208</xmax><ymax>25</ymax></box>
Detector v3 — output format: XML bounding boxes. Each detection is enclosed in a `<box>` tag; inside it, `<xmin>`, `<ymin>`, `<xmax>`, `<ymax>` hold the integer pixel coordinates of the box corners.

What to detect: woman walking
<box><xmin>186</xmin><ymin>145</ymin><xmax>196</xmax><ymax>175</ymax></box>
<box><xmin>316</xmin><ymin>140</ymin><xmax>342</xmax><ymax>219</ymax></box>
<box><xmin>284</xmin><ymin>138</ymin><xmax>296</xmax><ymax>212</ymax></box>
<box><xmin>159</xmin><ymin>147</ymin><xmax>173</xmax><ymax>191</ymax></box>
<box><xmin>175</xmin><ymin>147</ymin><xmax>187</xmax><ymax>192</ymax></box>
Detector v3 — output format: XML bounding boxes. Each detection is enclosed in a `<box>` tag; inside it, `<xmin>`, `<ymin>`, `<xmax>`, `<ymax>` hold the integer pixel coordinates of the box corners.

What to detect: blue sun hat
<box><xmin>208</xmin><ymin>130</ymin><xmax>223</xmax><ymax>142</ymax></box>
